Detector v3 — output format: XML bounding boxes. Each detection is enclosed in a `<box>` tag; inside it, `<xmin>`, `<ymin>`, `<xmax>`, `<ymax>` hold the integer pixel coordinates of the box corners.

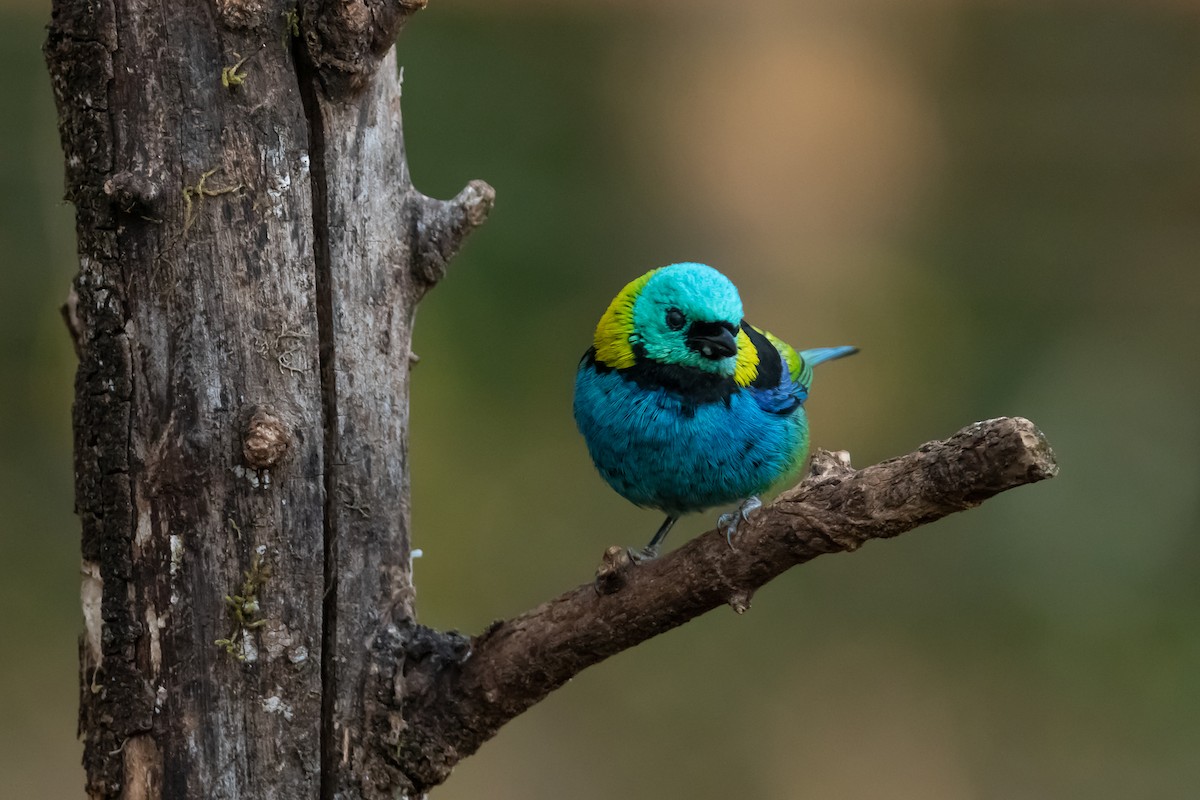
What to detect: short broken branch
<box><xmin>395</xmin><ymin>416</ymin><xmax>1057</xmax><ymax>791</ymax></box>
<box><xmin>411</xmin><ymin>180</ymin><xmax>496</xmax><ymax>291</ymax></box>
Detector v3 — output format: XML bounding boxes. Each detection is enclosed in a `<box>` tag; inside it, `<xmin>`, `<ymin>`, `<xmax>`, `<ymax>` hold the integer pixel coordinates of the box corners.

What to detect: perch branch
<box><xmin>394</xmin><ymin>416</ymin><xmax>1057</xmax><ymax>791</ymax></box>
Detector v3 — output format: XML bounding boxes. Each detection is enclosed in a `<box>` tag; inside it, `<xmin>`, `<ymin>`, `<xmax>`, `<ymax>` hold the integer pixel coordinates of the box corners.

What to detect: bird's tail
<box><xmin>800</xmin><ymin>346</ymin><xmax>859</xmax><ymax>366</ymax></box>
<box><xmin>789</xmin><ymin>345</ymin><xmax>857</xmax><ymax>391</ymax></box>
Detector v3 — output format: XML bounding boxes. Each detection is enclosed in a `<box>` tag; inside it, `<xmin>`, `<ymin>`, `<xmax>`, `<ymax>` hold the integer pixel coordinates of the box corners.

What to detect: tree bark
<box><xmin>47</xmin><ymin>1</ymin><xmax>488</xmax><ymax>797</ymax></box>
<box><xmin>46</xmin><ymin>3</ymin><xmax>1056</xmax><ymax>798</ymax></box>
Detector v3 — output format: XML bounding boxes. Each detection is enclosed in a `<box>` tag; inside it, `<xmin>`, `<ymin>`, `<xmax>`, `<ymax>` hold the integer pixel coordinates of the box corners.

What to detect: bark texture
<box><xmin>48</xmin><ymin>1</ymin><xmax>488</xmax><ymax>798</ymax></box>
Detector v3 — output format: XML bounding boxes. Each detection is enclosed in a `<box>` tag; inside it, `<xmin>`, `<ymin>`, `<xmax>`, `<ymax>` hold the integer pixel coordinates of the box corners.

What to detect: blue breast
<box><xmin>574</xmin><ymin>360</ymin><xmax>809</xmax><ymax>516</ymax></box>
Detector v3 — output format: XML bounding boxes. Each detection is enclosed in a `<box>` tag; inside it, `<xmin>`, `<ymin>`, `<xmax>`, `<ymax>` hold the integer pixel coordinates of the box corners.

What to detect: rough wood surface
<box><xmin>48</xmin><ymin>0</ymin><xmax>489</xmax><ymax>798</ymax></box>
<box><xmin>300</xmin><ymin>49</ymin><xmax>492</xmax><ymax>800</ymax></box>
<box><xmin>47</xmin><ymin>1</ymin><xmax>327</xmax><ymax>797</ymax></box>
<box><xmin>394</xmin><ymin>417</ymin><xmax>1058</xmax><ymax>791</ymax></box>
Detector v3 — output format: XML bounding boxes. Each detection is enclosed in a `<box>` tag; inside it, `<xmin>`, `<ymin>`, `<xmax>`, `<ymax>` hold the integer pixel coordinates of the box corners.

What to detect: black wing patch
<box><xmin>740</xmin><ymin>322</ymin><xmax>784</xmax><ymax>390</ymax></box>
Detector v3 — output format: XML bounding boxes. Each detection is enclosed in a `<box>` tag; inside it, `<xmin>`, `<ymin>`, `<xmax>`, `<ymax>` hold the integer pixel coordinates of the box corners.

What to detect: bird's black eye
<box><xmin>665</xmin><ymin>307</ymin><xmax>686</xmax><ymax>331</ymax></box>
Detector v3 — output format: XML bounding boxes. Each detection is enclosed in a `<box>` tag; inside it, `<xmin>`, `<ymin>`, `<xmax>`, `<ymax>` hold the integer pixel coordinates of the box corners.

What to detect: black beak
<box><xmin>686</xmin><ymin>321</ymin><xmax>738</xmax><ymax>360</ymax></box>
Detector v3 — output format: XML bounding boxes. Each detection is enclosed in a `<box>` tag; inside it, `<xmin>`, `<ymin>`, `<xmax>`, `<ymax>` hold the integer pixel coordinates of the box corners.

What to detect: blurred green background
<box><xmin>3</xmin><ymin>0</ymin><xmax>1198</xmax><ymax>797</ymax></box>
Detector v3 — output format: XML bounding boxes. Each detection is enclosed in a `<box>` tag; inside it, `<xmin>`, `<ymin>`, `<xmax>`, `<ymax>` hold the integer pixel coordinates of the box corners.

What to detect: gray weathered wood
<box><xmin>304</xmin><ymin>50</ymin><xmax>492</xmax><ymax>799</ymax></box>
<box><xmin>48</xmin><ymin>1</ymin><xmax>488</xmax><ymax>797</ymax></box>
<box><xmin>48</xmin><ymin>1</ymin><xmax>326</xmax><ymax>797</ymax></box>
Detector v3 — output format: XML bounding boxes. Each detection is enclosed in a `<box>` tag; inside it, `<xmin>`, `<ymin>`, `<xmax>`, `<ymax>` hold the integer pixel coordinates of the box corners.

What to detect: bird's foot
<box><xmin>626</xmin><ymin>544</ymin><xmax>660</xmax><ymax>564</ymax></box>
<box><xmin>718</xmin><ymin>496</ymin><xmax>763</xmax><ymax>549</ymax></box>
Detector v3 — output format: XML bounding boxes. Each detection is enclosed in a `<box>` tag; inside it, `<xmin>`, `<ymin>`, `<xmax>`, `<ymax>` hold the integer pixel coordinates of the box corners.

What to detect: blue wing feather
<box><xmin>799</xmin><ymin>346</ymin><xmax>859</xmax><ymax>367</ymax></box>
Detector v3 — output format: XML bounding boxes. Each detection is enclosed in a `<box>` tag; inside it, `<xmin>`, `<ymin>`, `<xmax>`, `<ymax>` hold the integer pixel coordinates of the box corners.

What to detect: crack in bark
<box><xmin>292</xmin><ymin>30</ymin><xmax>340</xmax><ymax>800</ymax></box>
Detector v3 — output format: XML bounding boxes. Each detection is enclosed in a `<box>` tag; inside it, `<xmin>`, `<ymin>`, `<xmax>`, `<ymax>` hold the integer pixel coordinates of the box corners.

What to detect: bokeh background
<box><xmin>3</xmin><ymin>0</ymin><xmax>1199</xmax><ymax>797</ymax></box>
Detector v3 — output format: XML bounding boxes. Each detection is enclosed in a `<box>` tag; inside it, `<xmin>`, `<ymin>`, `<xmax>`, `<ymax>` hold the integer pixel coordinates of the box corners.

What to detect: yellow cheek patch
<box><xmin>733</xmin><ymin>328</ymin><xmax>759</xmax><ymax>386</ymax></box>
<box><xmin>593</xmin><ymin>268</ymin><xmax>659</xmax><ymax>368</ymax></box>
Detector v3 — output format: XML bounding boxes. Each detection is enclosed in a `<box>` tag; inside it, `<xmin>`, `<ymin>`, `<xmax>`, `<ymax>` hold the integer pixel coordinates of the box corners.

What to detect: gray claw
<box><xmin>719</xmin><ymin>496</ymin><xmax>763</xmax><ymax>549</ymax></box>
<box><xmin>627</xmin><ymin>545</ymin><xmax>660</xmax><ymax>563</ymax></box>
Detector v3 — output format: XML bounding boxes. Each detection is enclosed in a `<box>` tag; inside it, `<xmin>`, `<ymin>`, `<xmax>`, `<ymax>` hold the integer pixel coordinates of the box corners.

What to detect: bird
<box><xmin>573</xmin><ymin>262</ymin><xmax>856</xmax><ymax>561</ymax></box>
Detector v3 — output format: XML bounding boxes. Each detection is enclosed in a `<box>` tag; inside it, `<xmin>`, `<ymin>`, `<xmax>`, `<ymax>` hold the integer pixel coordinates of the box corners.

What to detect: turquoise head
<box><xmin>593</xmin><ymin>262</ymin><xmax>748</xmax><ymax>378</ymax></box>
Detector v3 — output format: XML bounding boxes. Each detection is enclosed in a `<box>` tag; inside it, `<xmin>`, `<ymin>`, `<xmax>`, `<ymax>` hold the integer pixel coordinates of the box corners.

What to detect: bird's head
<box><xmin>593</xmin><ymin>263</ymin><xmax>756</xmax><ymax>380</ymax></box>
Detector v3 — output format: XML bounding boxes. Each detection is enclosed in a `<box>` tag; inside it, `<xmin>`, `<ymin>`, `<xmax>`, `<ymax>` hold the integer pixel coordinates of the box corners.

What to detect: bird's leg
<box><xmin>718</xmin><ymin>496</ymin><xmax>762</xmax><ymax>549</ymax></box>
<box><xmin>628</xmin><ymin>515</ymin><xmax>678</xmax><ymax>563</ymax></box>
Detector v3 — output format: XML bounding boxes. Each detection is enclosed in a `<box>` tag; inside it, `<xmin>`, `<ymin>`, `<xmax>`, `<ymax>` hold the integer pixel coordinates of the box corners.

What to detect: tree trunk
<box><xmin>47</xmin><ymin>1</ymin><xmax>489</xmax><ymax>797</ymax></box>
<box><xmin>46</xmin><ymin>2</ymin><xmax>1056</xmax><ymax>798</ymax></box>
